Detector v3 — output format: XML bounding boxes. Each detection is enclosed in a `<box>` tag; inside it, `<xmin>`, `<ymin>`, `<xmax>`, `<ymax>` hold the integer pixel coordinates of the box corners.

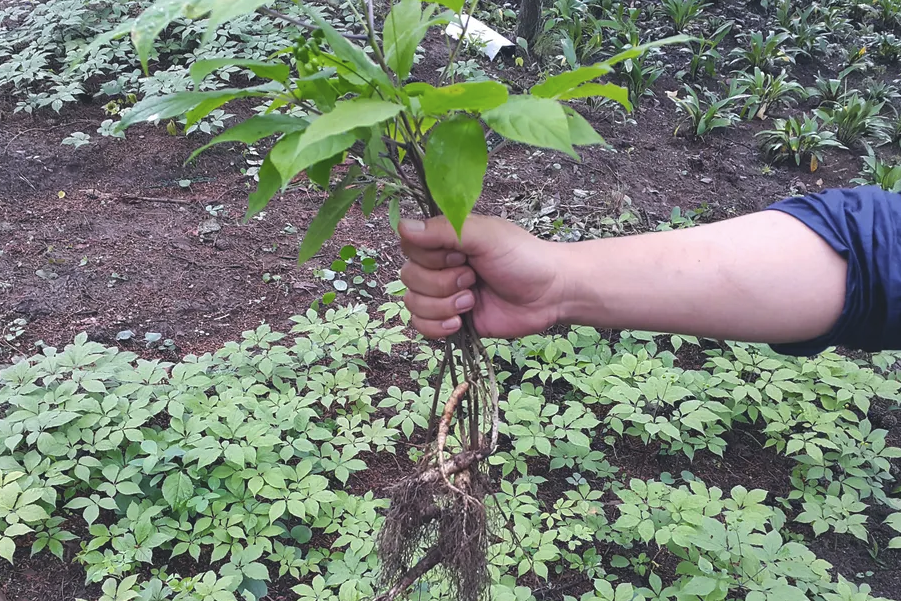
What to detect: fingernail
<box><xmin>447</xmin><ymin>252</ymin><xmax>466</xmax><ymax>267</ymax></box>
<box><xmin>401</xmin><ymin>219</ymin><xmax>425</xmax><ymax>232</ymax></box>
<box><xmin>455</xmin><ymin>293</ymin><xmax>474</xmax><ymax>310</ymax></box>
<box><xmin>457</xmin><ymin>272</ymin><xmax>476</xmax><ymax>289</ymax></box>
<box><xmin>442</xmin><ymin>317</ymin><xmax>461</xmax><ymax>330</ymax></box>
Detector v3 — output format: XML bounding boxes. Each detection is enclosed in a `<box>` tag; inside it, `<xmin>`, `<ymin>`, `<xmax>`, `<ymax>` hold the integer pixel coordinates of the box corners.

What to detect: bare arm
<box><xmin>555</xmin><ymin>210</ymin><xmax>847</xmax><ymax>343</ymax></box>
<box><xmin>399</xmin><ymin>210</ymin><xmax>847</xmax><ymax>346</ymax></box>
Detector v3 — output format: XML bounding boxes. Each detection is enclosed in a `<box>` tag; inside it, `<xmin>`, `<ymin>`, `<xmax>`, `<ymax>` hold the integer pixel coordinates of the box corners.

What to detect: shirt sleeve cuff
<box><xmin>764</xmin><ymin>187</ymin><xmax>901</xmax><ymax>356</ymax></box>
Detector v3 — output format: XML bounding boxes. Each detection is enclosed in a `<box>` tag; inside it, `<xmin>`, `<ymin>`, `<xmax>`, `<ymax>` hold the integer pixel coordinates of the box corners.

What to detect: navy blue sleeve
<box><xmin>765</xmin><ymin>186</ymin><xmax>901</xmax><ymax>356</ymax></box>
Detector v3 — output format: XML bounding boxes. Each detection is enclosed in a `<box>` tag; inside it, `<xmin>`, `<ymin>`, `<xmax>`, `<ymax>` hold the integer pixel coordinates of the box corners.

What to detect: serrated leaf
<box><xmin>423</xmin><ymin>116</ymin><xmax>487</xmax><ymax>237</ymax></box>
<box><xmin>4</xmin><ymin>524</ymin><xmax>32</xmax><ymax>537</ymax></box>
<box><xmin>243</xmin><ymin>561</ymin><xmax>270</xmax><ymax>581</ymax></box>
<box><xmin>298</xmin><ymin>165</ymin><xmax>363</xmax><ymax>264</ymax></box>
<box><xmin>482</xmin><ymin>96</ymin><xmax>576</xmax><ymax>159</ymax></box>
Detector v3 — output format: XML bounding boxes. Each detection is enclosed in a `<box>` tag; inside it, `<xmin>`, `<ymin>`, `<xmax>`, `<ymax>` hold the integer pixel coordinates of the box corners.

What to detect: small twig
<box><xmin>487</xmin><ymin>139</ymin><xmax>510</xmax><ymax>160</ymax></box>
<box><xmin>121</xmin><ymin>195</ymin><xmax>195</xmax><ymax>205</ymax></box>
<box><xmin>256</xmin><ymin>6</ymin><xmax>369</xmax><ymax>41</ymax></box>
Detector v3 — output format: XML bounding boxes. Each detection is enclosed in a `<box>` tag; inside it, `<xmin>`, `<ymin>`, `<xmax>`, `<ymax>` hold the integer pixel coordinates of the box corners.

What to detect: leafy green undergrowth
<box><xmin>0</xmin><ymin>0</ymin><xmax>350</xmax><ymax>116</ymax></box>
<box><xmin>1</xmin><ymin>302</ymin><xmax>899</xmax><ymax>601</ymax></box>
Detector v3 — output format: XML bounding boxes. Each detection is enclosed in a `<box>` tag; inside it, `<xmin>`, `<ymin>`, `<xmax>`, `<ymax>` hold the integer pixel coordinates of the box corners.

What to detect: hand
<box><xmin>399</xmin><ymin>215</ymin><xmax>567</xmax><ymax>339</ymax></box>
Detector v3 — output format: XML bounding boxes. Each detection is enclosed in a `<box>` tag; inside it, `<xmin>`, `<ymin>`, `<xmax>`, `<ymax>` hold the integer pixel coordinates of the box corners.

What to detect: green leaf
<box><xmin>427</xmin><ymin>0</ymin><xmax>464</xmax><ymax>13</ymax></box>
<box><xmin>388</xmin><ymin>197</ymin><xmax>401</xmax><ymax>233</ymax></box>
<box><xmin>243</xmin><ymin>561</ymin><xmax>270</xmax><ymax>581</ymax></box>
<box><xmin>424</xmin><ymin>116</ymin><xmax>487</xmax><ymax>238</ymax></box>
<box><xmin>682</xmin><ymin>576</ymin><xmax>717</xmax><ymax>596</ymax></box>
<box><xmin>408</xmin><ymin>81</ymin><xmax>509</xmax><ymax>114</ymax></box>
<box><xmin>361</xmin><ymin>184</ymin><xmax>378</xmax><ymax>217</ymax></box>
<box><xmin>482</xmin><ymin>96</ymin><xmax>576</xmax><ymax>159</ymax></box>
<box><xmin>559</xmin><ymin>82</ymin><xmax>631</xmax><ymax>109</ymax></box>
<box><xmin>308</xmin><ymin>153</ymin><xmax>345</xmax><ymax>188</ymax></box>
<box><xmin>117</xmin><ymin>481</ymin><xmax>143</xmax><ymax>496</ymax></box>
<box><xmin>4</xmin><ymin>524</ymin><xmax>32</xmax><ymax>537</ymax></box>
<box><xmin>564</xmin><ymin>107</ymin><xmax>607</xmax><ymax>146</ymax></box>
<box><xmin>383</xmin><ymin>0</ymin><xmax>428</xmax><ymax>81</ymax></box>
<box><xmin>298</xmin><ymin>166</ymin><xmax>363</xmax><ymax>264</ymax></box>
<box><xmin>246</xmin><ymin>156</ymin><xmax>283</xmax><ymax>220</ymax></box>
<box><xmin>16</xmin><ymin>505</ymin><xmax>49</xmax><ymax>522</ymax></box>
<box><xmin>605</xmin><ymin>35</ymin><xmax>691</xmax><ymax>66</ymax></box>
<box><xmin>202</xmin><ymin>1</ymin><xmax>275</xmax><ymax>44</ymax></box>
<box><xmin>306</xmin><ymin>10</ymin><xmax>394</xmax><ymax>90</ymax></box>
<box><xmin>162</xmin><ymin>472</ymin><xmax>195</xmax><ymax>508</ymax></box>
<box><xmin>191</xmin><ymin>58</ymin><xmax>290</xmax><ymax>85</ymax></box>
<box><xmin>81</xmin><ymin>378</ymin><xmax>107</xmax><ymax>394</ymax></box>
<box><xmin>188</xmin><ymin>114</ymin><xmax>309</xmax><ymax>163</ymax></box>
<box><xmin>530</xmin><ymin>65</ymin><xmax>612</xmax><ymax>99</ymax></box>
<box><xmin>305</xmin><ymin>98</ymin><xmax>403</xmax><ymax>148</ymax></box>
<box><xmin>130</xmin><ymin>0</ymin><xmax>191</xmax><ymax>73</ymax></box>
<box><xmin>269</xmin><ymin>98</ymin><xmax>401</xmax><ymax>182</ymax></box>
<box><xmin>269</xmin><ymin>131</ymin><xmax>357</xmax><ymax>189</ymax></box>
<box><xmin>0</xmin><ymin>537</ymin><xmax>14</xmax><ymax>563</ymax></box>
<box><xmin>610</xmin><ymin>555</ymin><xmax>629</xmax><ymax>568</ymax></box>
<box><xmin>119</xmin><ymin>85</ymin><xmax>278</xmax><ymax>131</ymax></box>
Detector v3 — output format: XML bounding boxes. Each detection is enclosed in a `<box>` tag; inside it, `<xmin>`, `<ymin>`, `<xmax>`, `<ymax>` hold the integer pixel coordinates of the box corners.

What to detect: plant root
<box><xmin>376</xmin><ymin>319</ymin><xmax>497</xmax><ymax>601</ymax></box>
<box><xmin>377</xmin><ymin>466</ymin><xmax>490</xmax><ymax>601</ymax></box>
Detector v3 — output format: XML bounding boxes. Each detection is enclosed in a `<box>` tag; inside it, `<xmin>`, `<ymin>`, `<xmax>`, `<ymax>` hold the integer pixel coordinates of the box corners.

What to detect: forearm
<box><xmin>555</xmin><ymin>211</ymin><xmax>848</xmax><ymax>344</ymax></box>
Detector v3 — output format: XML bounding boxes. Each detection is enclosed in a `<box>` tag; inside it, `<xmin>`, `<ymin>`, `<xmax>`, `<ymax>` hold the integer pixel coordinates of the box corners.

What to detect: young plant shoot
<box><xmin>85</xmin><ymin>1</ymin><xmax>681</xmax><ymax>598</ymax></box>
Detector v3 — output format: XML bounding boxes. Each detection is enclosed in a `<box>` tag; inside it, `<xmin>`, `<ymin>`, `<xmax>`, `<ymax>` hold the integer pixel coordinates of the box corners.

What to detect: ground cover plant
<box><xmin>2</xmin><ymin>0</ymin><xmax>901</xmax><ymax>600</ymax></box>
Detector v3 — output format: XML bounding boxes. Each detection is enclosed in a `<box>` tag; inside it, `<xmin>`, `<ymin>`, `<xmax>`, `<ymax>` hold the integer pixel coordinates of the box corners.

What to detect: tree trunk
<box><xmin>516</xmin><ymin>0</ymin><xmax>541</xmax><ymax>46</ymax></box>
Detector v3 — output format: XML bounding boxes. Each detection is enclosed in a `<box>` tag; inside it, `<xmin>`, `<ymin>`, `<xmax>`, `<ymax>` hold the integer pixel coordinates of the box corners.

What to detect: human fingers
<box><xmin>398</xmin><ymin>217</ymin><xmax>462</xmax><ymax>252</ymax></box>
<box><xmin>403</xmin><ymin>290</ymin><xmax>475</xmax><ymax>321</ymax></box>
<box><xmin>399</xmin><ymin>238</ymin><xmax>468</xmax><ymax>271</ymax></box>
<box><xmin>400</xmin><ymin>261</ymin><xmax>476</xmax><ymax>298</ymax></box>
<box><xmin>411</xmin><ymin>315</ymin><xmax>462</xmax><ymax>339</ymax></box>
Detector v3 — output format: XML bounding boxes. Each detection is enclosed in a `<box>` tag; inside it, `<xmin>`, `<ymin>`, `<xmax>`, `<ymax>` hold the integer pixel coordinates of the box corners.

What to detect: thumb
<box><xmin>399</xmin><ymin>215</ymin><xmax>487</xmax><ymax>254</ymax></box>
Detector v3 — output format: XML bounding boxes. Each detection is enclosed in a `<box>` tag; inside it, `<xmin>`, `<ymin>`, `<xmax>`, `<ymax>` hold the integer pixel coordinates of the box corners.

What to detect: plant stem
<box><xmin>256</xmin><ymin>7</ymin><xmax>368</xmax><ymax>41</ymax></box>
<box><xmin>361</xmin><ymin>0</ymin><xmax>398</xmax><ymax>85</ymax></box>
<box><xmin>439</xmin><ymin>0</ymin><xmax>481</xmax><ymax>85</ymax></box>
